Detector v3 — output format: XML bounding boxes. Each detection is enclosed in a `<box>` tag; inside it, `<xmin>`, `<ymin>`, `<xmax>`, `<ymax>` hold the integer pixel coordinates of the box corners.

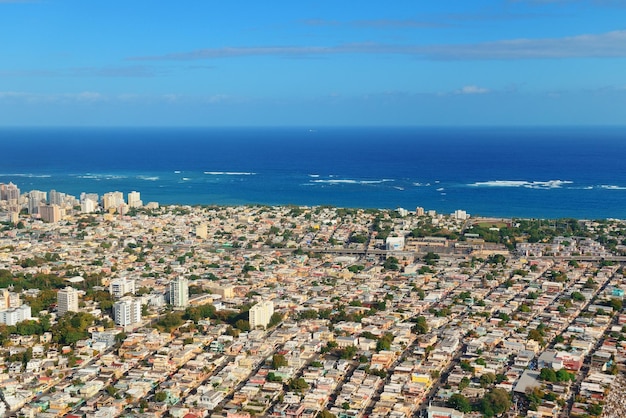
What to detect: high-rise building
<box><xmin>0</xmin><ymin>289</ymin><xmax>21</xmax><ymax>311</ymax></box>
<box><xmin>113</xmin><ymin>296</ymin><xmax>142</xmax><ymax>327</ymax></box>
<box><xmin>109</xmin><ymin>278</ymin><xmax>136</xmax><ymax>298</ymax></box>
<box><xmin>28</xmin><ymin>190</ymin><xmax>47</xmax><ymax>214</ymax></box>
<box><xmin>0</xmin><ymin>182</ymin><xmax>20</xmax><ymax>201</ymax></box>
<box><xmin>102</xmin><ymin>191</ymin><xmax>125</xmax><ymax>211</ymax></box>
<box><xmin>169</xmin><ymin>277</ymin><xmax>189</xmax><ymax>308</ymax></box>
<box><xmin>81</xmin><ymin>198</ymin><xmax>97</xmax><ymax>214</ymax></box>
<box><xmin>127</xmin><ymin>191</ymin><xmax>142</xmax><ymax>208</ymax></box>
<box><xmin>49</xmin><ymin>189</ymin><xmax>63</xmax><ymax>206</ymax></box>
<box><xmin>249</xmin><ymin>300</ymin><xmax>274</xmax><ymax>329</ymax></box>
<box><xmin>415</xmin><ymin>207</ymin><xmax>425</xmax><ymax>216</ymax></box>
<box><xmin>57</xmin><ymin>287</ymin><xmax>79</xmax><ymax>316</ymax></box>
<box><xmin>39</xmin><ymin>204</ymin><xmax>62</xmax><ymax>223</ymax></box>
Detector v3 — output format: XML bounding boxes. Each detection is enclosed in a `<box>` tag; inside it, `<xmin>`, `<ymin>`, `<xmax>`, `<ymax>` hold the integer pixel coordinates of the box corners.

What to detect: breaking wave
<box><xmin>469</xmin><ymin>180</ymin><xmax>573</xmax><ymax>189</ymax></box>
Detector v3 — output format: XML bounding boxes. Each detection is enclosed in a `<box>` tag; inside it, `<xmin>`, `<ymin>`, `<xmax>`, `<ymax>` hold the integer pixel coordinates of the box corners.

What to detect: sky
<box><xmin>1</xmin><ymin>0</ymin><xmax>626</xmax><ymax>127</ymax></box>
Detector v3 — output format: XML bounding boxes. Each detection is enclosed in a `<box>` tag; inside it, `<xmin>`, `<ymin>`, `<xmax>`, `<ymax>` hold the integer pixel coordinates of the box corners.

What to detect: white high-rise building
<box><xmin>249</xmin><ymin>300</ymin><xmax>274</xmax><ymax>329</ymax></box>
<box><xmin>28</xmin><ymin>190</ymin><xmax>47</xmax><ymax>214</ymax></box>
<box><xmin>109</xmin><ymin>278</ymin><xmax>136</xmax><ymax>298</ymax></box>
<box><xmin>127</xmin><ymin>191</ymin><xmax>142</xmax><ymax>208</ymax></box>
<box><xmin>81</xmin><ymin>198</ymin><xmax>97</xmax><ymax>214</ymax></box>
<box><xmin>113</xmin><ymin>296</ymin><xmax>142</xmax><ymax>327</ymax></box>
<box><xmin>57</xmin><ymin>287</ymin><xmax>79</xmax><ymax>316</ymax></box>
<box><xmin>169</xmin><ymin>277</ymin><xmax>189</xmax><ymax>308</ymax></box>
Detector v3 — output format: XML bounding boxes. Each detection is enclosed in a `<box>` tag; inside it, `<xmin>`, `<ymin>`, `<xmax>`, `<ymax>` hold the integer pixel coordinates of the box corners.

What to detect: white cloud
<box><xmin>457</xmin><ymin>85</ymin><xmax>490</xmax><ymax>94</ymax></box>
<box><xmin>128</xmin><ymin>30</ymin><xmax>626</xmax><ymax>61</ymax></box>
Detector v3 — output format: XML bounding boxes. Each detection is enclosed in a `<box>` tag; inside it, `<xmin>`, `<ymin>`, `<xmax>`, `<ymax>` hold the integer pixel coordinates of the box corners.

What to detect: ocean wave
<box><xmin>599</xmin><ymin>185</ymin><xmax>626</xmax><ymax>190</ymax></box>
<box><xmin>182</xmin><ymin>177</ymin><xmax>191</xmax><ymax>181</ymax></box>
<box><xmin>308</xmin><ymin>174</ymin><xmax>320</xmax><ymax>178</ymax></box>
<box><xmin>137</xmin><ymin>175</ymin><xmax>159</xmax><ymax>181</ymax></box>
<box><xmin>204</xmin><ymin>171</ymin><xmax>256</xmax><ymax>175</ymax></box>
<box><xmin>311</xmin><ymin>178</ymin><xmax>393</xmax><ymax>185</ymax></box>
<box><xmin>0</xmin><ymin>173</ymin><xmax>52</xmax><ymax>178</ymax></box>
<box><xmin>76</xmin><ymin>174</ymin><xmax>128</xmax><ymax>180</ymax></box>
<box><xmin>413</xmin><ymin>182</ymin><xmax>431</xmax><ymax>187</ymax></box>
<box><xmin>470</xmin><ymin>180</ymin><xmax>573</xmax><ymax>189</ymax></box>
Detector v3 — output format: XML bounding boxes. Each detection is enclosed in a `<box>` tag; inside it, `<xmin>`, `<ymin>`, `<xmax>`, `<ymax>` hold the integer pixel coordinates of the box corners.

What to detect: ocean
<box><xmin>1</xmin><ymin>126</ymin><xmax>626</xmax><ymax>220</ymax></box>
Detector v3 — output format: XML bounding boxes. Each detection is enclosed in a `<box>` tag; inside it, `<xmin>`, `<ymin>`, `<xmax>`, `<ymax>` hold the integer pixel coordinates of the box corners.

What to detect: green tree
<box><xmin>539</xmin><ymin>367</ymin><xmax>557</xmax><ymax>382</ymax></box>
<box><xmin>272</xmin><ymin>354</ymin><xmax>288</xmax><ymax>369</ymax></box>
<box><xmin>448</xmin><ymin>393</ymin><xmax>472</xmax><ymax>413</ymax></box>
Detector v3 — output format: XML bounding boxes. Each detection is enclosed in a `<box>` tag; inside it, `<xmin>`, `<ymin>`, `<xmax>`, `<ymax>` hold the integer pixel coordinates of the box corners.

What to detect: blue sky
<box><xmin>1</xmin><ymin>0</ymin><xmax>626</xmax><ymax>126</ymax></box>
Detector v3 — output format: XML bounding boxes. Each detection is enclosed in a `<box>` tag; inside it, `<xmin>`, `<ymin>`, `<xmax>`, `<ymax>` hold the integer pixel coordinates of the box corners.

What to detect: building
<box><xmin>57</xmin><ymin>287</ymin><xmax>79</xmax><ymax>316</ymax></box>
<box><xmin>39</xmin><ymin>204</ymin><xmax>62</xmax><ymax>223</ymax></box>
<box><xmin>196</xmin><ymin>223</ymin><xmax>208</xmax><ymax>239</ymax></box>
<box><xmin>427</xmin><ymin>405</ymin><xmax>464</xmax><ymax>418</ymax></box>
<box><xmin>127</xmin><ymin>191</ymin><xmax>142</xmax><ymax>208</ymax></box>
<box><xmin>102</xmin><ymin>191</ymin><xmax>125</xmax><ymax>211</ymax></box>
<box><xmin>109</xmin><ymin>278</ymin><xmax>136</xmax><ymax>298</ymax></box>
<box><xmin>0</xmin><ymin>305</ymin><xmax>32</xmax><ymax>326</ymax></box>
<box><xmin>113</xmin><ymin>297</ymin><xmax>142</xmax><ymax>327</ymax></box>
<box><xmin>0</xmin><ymin>182</ymin><xmax>20</xmax><ymax>201</ymax></box>
<box><xmin>169</xmin><ymin>277</ymin><xmax>189</xmax><ymax>308</ymax></box>
<box><xmin>0</xmin><ymin>289</ymin><xmax>21</xmax><ymax>310</ymax></box>
<box><xmin>249</xmin><ymin>300</ymin><xmax>274</xmax><ymax>329</ymax></box>
<box><xmin>28</xmin><ymin>190</ymin><xmax>47</xmax><ymax>215</ymax></box>
<box><xmin>81</xmin><ymin>198</ymin><xmax>97</xmax><ymax>214</ymax></box>
<box><xmin>386</xmin><ymin>236</ymin><xmax>405</xmax><ymax>251</ymax></box>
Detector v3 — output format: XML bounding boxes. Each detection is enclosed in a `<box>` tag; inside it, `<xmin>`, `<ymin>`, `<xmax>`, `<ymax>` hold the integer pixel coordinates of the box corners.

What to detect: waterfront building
<box><xmin>249</xmin><ymin>300</ymin><xmax>274</xmax><ymax>329</ymax></box>
<box><xmin>113</xmin><ymin>296</ymin><xmax>142</xmax><ymax>327</ymax></box>
<box><xmin>102</xmin><ymin>191</ymin><xmax>125</xmax><ymax>211</ymax></box>
<box><xmin>169</xmin><ymin>277</ymin><xmax>189</xmax><ymax>308</ymax></box>
<box><xmin>81</xmin><ymin>198</ymin><xmax>97</xmax><ymax>213</ymax></box>
<box><xmin>0</xmin><ymin>182</ymin><xmax>20</xmax><ymax>201</ymax></box>
<box><xmin>57</xmin><ymin>286</ymin><xmax>79</xmax><ymax>316</ymax></box>
<box><xmin>27</xmin><ymin>190</ymin><xmax>47</xmax><ymax>214</ymax></box>
<box><xmin>109</xmin><ymin>278</ymin><xmax>136</xmax><ymax>298</ymax></box>
<box><xmin>127</xmin><ymin>191</ymin><xmax>142</xmax><ymax>208</ymax></box>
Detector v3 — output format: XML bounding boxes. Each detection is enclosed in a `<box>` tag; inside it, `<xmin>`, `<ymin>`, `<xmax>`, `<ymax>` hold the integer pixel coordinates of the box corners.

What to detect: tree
<box><xmin>459</xmin><ymin>376</ymin><xmax>471</xmax><ymax>390</ymax></box>
<box><xmin>272</xmin><ymin>354</ymin><xmax>288</xmax><ymax>369</ymax></box>
<box><xmin>154</xmin><ymin>391</ymin><xmax>167</xmax><ymax>402</ymax></box>
<box><xmin>539</xmin><ymin>367</ymin><xmax>557</xmax><ymax>383</ymax></box>
<box><xmin>412</xmin><ymin>316</ymin><xmax>428</xmax><ymax>334</ymax></box>
<box><xmin>480</xmin><ymin>372</ymin><xmax>496</xmax><ymax>388</ymax></box>
<box><xmin>318</xmin><ymin>410</ymin><xmax>336</xmax><ymax>418</ymax></box>
<box><xmin>289</xmin><ymin>377</ymin><xmax>309</xmax><ymax>392</ymax></box>
<box><xmin>480</xmin><ymin>388</ymin><xmax>511</xmax><ymax>417</ymax></box>
<box><xmin>448</xmin><ymin>393</ymin><xmax>472</xmax><ymax>413</ymax></box>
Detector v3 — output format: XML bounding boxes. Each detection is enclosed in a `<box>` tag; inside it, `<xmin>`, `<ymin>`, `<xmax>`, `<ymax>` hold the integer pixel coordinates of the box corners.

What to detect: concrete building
<box><xmin>169</xmin><ymin>277</ymin><xmax>189</xmax><ymax>308</ymax></box>
<box><xmin>127</xmin><ymin>191</ymin><xmax>142</xmax><ymax>208</ymax></box>
<box><xmin>0</xmin><ymin>305</ymin><xmax>31</xmax><ymax>326</ymax></box>
<box><xmin>0</xmin><ymin>182</ymin><xmax>20</xmax><ymax>201</ymax></box>
<box><xmin>28</xmin><ymin>190</ymin><xmax>47</xmax><ymax>215</ymax></box>
<box><xmin>57</xmin><ymin>287</ymin><xmax>79</xmax><ymax>316</ymax></box>
<box><xmin>249</xmin><ymin>300</ymin><xmax>274</xmax><ymax>329</ymax></box>
<box><xmin>39</xmin><ymin>204</ymin><xmax>62</xmax><ymax>223</ymax></box>
<box><xmin>102</xmin><ymin>191</ymin><xmax>124</xmax><ymax>211</ymax></box>
<box><xmin>113</xmin><ymin>297</ymin><xmax>142</xmax><ymax>327</ymax></box>
<box><xmin>196</xmin><ymin>223</ymin><xmax>208</xmax><ymax>239</ymax></box>
<box><xmin>386</xmin><ymin>236</ymin><xmax>405</xmax><ymax>251</ymax></box>
<box><xmin>109</xmin><ymin>278</ymin><xmax>136</xmax><ymax>298</ymax></box>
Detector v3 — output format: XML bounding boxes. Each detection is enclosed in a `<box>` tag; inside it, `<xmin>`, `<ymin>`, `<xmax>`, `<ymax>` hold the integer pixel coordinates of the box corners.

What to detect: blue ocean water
<box><xmin>1</xmin><ymin>126</ymin><xmax>626</xmax><ymax>219</ymax></box>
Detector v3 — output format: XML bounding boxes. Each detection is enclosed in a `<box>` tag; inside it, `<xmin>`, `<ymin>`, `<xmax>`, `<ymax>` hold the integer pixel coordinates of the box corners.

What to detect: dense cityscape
<box><xmin>1</xmin><ymin>182</ymin><xmax>626</xmax><ymax>418</ymax></box>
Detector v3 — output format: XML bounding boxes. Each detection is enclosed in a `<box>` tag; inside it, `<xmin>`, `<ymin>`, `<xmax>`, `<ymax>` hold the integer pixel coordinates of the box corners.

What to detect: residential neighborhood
<box><xmin>1</xmin><ymin>185</ymin><xmax>626</xmax><ymax>418</ymax></box>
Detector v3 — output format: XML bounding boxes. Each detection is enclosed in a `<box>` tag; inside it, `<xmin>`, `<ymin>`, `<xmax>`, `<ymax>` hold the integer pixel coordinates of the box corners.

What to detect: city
<box><xmin>0</xmin><ymin>183</ymin><xmax>626</xmax><ymax>418</ymax></box>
